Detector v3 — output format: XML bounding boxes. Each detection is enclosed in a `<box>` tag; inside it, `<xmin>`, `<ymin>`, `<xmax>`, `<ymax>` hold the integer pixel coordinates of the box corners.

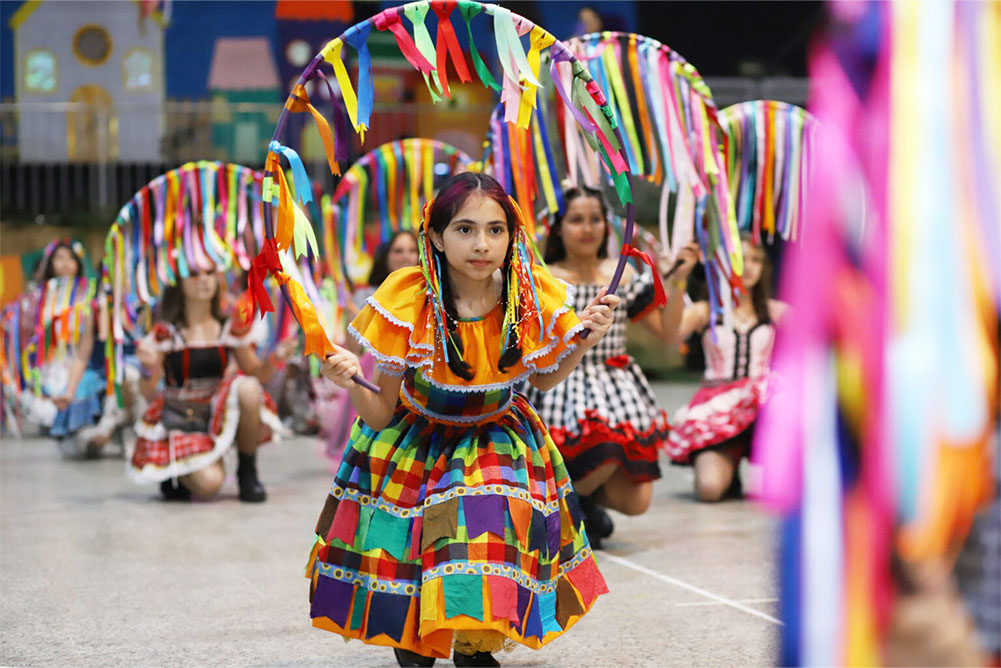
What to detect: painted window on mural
<box><xmin>74</xmin><ymin>25</ymin><xmax>112</xmax><ymax>66</ymax></box>
<box><xmin>123</xmin><ymin>48</ymin><xmax>154</xmax><ymax>91</ymax></box>
<box><xmin>285</xmin><ymin>39</ymin><xmax>311</xmax><ymax>67</ymax></box>
<box><xmin>25</xmin><ymin>49</ymin><xmax>57</xmax><ymax>93</ymax></box>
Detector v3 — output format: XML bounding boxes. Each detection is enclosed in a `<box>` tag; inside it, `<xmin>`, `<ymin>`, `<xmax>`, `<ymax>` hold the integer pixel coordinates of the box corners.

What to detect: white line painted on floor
<box><xmin>676</xmin><ymin>598</ymin><xmax>778</xmax><ymax>607</ymax></box>
<box><xmin>599</xmin><ymin>553</ymin><xmax>784</xmax><ymax>626</ymax></box>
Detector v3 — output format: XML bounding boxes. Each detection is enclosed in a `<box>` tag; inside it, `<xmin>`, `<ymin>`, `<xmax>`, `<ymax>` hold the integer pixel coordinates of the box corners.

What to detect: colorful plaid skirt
<box><xmin>130</xmin><ymin>375</ymin><xmax>283</xmax><ymax>482</ymax></box>
<box><xmin>306</xmin><ymin>371</ymin><xmax>608</xmax><ymax>658</ymax></box>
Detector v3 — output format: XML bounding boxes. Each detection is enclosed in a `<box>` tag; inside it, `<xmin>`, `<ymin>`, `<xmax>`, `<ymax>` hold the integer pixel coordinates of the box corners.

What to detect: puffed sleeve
<box><xmin>347</xmin><ymin>267</ymin><xmax>435</xmax><ymax>377</ymax></box>
<box><xmin>624</xmin><ymin>270</ymin><xmax>659</xmax><ymax>321</ymax></box>
<box><xmin>518</xmin><ymin>265</ymin><xmax>584</xmax><ymax>375</ymax></box>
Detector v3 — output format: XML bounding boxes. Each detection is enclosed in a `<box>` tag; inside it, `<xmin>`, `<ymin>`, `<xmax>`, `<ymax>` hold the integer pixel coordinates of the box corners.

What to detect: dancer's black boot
<box><xmin>160</xmin><ymin>478</ymin><xmax>191</xmax><ymax>501</ymax></box>
<box><xmin>452</xmin><ymin>650</ymin><xmax>500</xmax><ymax>667</ymax></box>
<box><xmin>237</xmin><ymin>452</ymin><xmax>267</xmax><ymax>502</ymax></box>
<box><xmin>578</xmin><ymin>493</ymin><xmax>614</xmax><ymax>549</ymax></box>
<box><xmin>724</xmin><ymin>471</ymin><xmax>744</xmax><ymax>500</ymax></box>
<box><xmin>393</xmin><ymin>648</ymin><xmax>436</xmax><ymax>667</ymax></box>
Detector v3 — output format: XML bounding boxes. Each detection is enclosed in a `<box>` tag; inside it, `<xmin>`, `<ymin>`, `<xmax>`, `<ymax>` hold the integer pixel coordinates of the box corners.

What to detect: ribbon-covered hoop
<box><xmin>255</xmin><ymin>1</ymin><xmax>641</xmax><ymax>391</ymax></box>
<box><xmin>718</xmin><ymin>100</ymin><xmax>818</xmax><ymax>245</ymax></box>
<box><xmin>486</xmin><ymin>30</ymin><xmax>745</xmax><ymax>332</ymax></box>
<box><xmin>102</xmin><ymin>161</ymin><xmax>269</xmax><ymax>403</ymax></box>
<box><xmin>323</xmin><ymin>138</ymin><xmax>475</xmax><ymax>286</ymax></box>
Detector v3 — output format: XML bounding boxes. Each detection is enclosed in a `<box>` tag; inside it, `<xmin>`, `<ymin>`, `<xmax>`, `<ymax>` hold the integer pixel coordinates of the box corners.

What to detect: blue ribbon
<box><xmin>636</xmin><ymin>40</ymin><xmax>659</xmax><ymax>180</ymax></box>
<box><xmin>534</xmin><ymin>104</ymin><xmax>564</xmax><ymax>217</ymax></box>
<box><xmin>644</xmin><ymin>43</ymin><xmax>676</xmax><ymax>192</ymax></box>
<box><xmin>692</xmin><ymin>197</ymin><xmax>718</xmax><ymax>344</ymax></box>
<box><xmin>372</xmin><ymin>149</ymin><xmax>390</xmax><ymax>238</ymax></box>
<box><xmin>344</xmin><ymin>23</ymin><xmax>373</xmax><ymax>131</ymax></box>
<box><xmin>268</xmin><ymin>140</ymin><xmax>313</xmax><ymax>206</ymax></box>
<box><xmin>392</xmin><ymin>141</ymin><xmax>407</xmax><ymax>232</ymax></box>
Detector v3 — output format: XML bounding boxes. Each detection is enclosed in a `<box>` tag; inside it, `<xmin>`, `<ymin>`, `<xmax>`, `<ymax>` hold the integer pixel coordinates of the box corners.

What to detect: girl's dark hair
<box><xmin>368</xmin><ymin>230</ymin><xmax>418</xmax><ymax>288</ymax></box>
<box><xmin>427</xmin><ymin>172</ymin><xmax>521</xmax><ymax>381</ymax></box>
<box><xmin>740</xmin><ymin>232</ymin><xmax>773</xmax><ymax>324</ymax></box>
<box><xmin>157</xmin><ymin>272</ymin><xmax>226</xmax><ymax>330</ymax></box>
<box><xmin>543</xmin><ymin>186</ymin><xmax>610</xmax><ymax>263</ymax></box>
<box><xmin>40</xmin><ymin>241</ymin><xmax>83</xmax><ymax>281</ymax></box>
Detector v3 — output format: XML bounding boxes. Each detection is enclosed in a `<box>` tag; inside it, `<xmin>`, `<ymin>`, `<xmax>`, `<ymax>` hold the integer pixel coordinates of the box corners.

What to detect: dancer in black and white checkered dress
<box><xmin>524</xmin><ymin>186</ymin><xmax>694</xmax><ymax>546</ymax></box>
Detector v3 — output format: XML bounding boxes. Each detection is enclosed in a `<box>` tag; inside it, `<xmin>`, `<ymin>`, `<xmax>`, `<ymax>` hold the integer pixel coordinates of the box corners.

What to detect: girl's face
<box><xmin>559</xmin><ymin>196</ymin><xmax>606</xmax><ymax>259</ymax></box>
<box><xmin>431</xmin><ymin>192</ymin><xmax>510</xmax><ymax>282</ymax></box>
<box><xmin>50</xmin><ymin>247</ymin><xmax>80</xmax><ymax>278</ymax></box>
<box><xmin>181</xmin><ymin>269</ymin><xmax>219</xmax><ymax>303</ymax></box>
<box><xmin>387</xmin><ymin>234</ymin><xmax>418</xmax><ymax>273</ymax></box>
<box><xmin>741</xmin><ymin>240</ymin><xmax>766</xmax><ymax>290</ymax></box>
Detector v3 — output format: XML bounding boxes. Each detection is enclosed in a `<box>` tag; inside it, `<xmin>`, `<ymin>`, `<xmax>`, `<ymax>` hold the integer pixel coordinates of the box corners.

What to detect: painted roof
<box><xmin>7</xmin><ymin>0</ymin><xmax>41</xmax><ymax>30</ymax></box>
<box><xmin>9</xmin><ymin>0</ymin><xmax>165</xmax><ymax>30</ymax></box>
<box><xmin>207</xmin><ymin>37</ymin><xmax>279</xmax><ymax>90</ymax></box>
<box><xmin>274</xmin><ymin>0</ymin><xmax>353</xmax><ymax>21</ymax></box>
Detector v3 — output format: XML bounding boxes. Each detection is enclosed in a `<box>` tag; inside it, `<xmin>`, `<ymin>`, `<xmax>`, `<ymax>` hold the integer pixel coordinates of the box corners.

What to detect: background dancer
<box><xmin>665</xmin><ymin>233</ymin><xmax>786</xmax><ymax>501</ymax></box>
<box><xmin>132</xmin><ymin>268</ymin><xmax>294</xmax><ymax>502</ymax></box>
<box><xmin>525</xmin><ymin>186</ymin><xmax>691</xmax><ymax>546</ymax></box>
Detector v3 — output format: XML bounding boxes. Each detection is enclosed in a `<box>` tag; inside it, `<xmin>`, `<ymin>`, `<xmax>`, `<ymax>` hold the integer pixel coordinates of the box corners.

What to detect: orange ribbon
<box><xmin>628</xmin><ymin>36</ymin><xmax>660</xmax><ymax>184</ymax></box>
<box><xmin>285</xmin><ymin>84</ymin><xmax>341</xmax><ymax>176</ymax></box>
<box><xmin>272</xmin><ymin>166</ymin><xmax>295</xmax><ymax>252</ymax></box>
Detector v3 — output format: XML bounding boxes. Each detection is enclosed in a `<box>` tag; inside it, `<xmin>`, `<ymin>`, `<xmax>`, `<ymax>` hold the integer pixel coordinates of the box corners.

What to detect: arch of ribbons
<box><xmin>320</xmin><ymin>138</ymin><xmax>475</xmax><ymax>287</ymax></box>
<box><xmin>101</xmin><ymin>161</ymin><xmax>278</xmax><ymax>402</ymax></box>
<box><xmin>484</xmin><ymin>30</ymin><xmax>745</xmax><ymax>328</ymax></box>
<box><xmin>718</xmin><ymin>100</ymin><xmax>817</xmax><ymax>244</ymax></box>
<box><xmin>247</xmin><ymin>0</ymin><xmax>640</xmax><ymax>360</ymax></box>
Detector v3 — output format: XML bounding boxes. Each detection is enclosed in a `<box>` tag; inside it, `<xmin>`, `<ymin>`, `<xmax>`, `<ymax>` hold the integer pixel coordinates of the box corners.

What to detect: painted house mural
<box><xmin>9</xmin><ymin>0</ymin><xmax>165</xmax><ymax>161</ymax></box>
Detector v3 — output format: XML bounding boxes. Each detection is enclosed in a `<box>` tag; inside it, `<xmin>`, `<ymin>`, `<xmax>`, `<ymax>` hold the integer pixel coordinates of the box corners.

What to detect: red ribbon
<box><xmin>152</xmin><ymin>322</ymin><xmax>172</xmax><ymax>342</ymax></box>
<box><xmin>621</xmin><ymin>244</ymin><xmax>667</xmax><ymax>307</ymax></box>
<box><xmin>431</xmin><ymin>0</ymin><xmax>472</xmax><ymax>100</ymax></box>
<box><xmin>374</xmin><ymin>9</ymin><xmax>434</xmax><ymax>74</ymax></box>
<box><xmin>605</xmin><ymin>354</ymin><xmax>630</xmax><ymax>369</ymax></box>
<box><xmin>247</xmin><ymin>238</ymin><xmax>281</xmax><ymax>316</ymax></box>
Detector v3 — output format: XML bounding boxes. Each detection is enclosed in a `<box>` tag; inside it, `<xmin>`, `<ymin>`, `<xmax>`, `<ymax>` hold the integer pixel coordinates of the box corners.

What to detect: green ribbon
<box><xmin>601</xmin><ymin>44</ymin><xmax>643</xmax><ymax>174</ymax></box>
<box><xmin>458</xmin><ymin>2</ymin><xmax>499</xmax><ymax>92</ymax></box>
<box><xmin>599</xmin><ymin>142</ymin><xmax>633</xmax><ymax>205</ymax></box>
<box><xmin>572</xmin><ymin>73</ymin><xmax>621</xmax><ymax>156</ymax></box>
<box><xmin>291</xmin><ymin>201</ymin><xmax>320</xmax><ymax>260</ymax></box>
<box><xmin>492</xmin><ymin>5</ymin><xmax>539</xmax><ymax>88</ymax></box>
<box><xmin>404</xmin><ymin>4</ymin><xmax>442</xmax><ymax>103</ymax></box>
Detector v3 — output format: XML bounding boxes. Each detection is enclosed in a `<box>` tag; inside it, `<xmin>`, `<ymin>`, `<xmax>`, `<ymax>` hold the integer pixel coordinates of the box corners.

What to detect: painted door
<box><xmin>67</xmin><ymin>84</ymin><xmax>118</xmax><ymax>161</ymax></box>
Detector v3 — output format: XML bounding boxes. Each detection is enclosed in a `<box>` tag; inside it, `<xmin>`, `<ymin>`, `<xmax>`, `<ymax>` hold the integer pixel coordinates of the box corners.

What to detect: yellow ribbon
<box><xmin>517</xmin><ymin>26</ymin><xmax>555</xmax><ymax>129</ymax></box>
<box><xmin>322</xmin><ymin>39</ymin><xmax>363</xmax><ymax>141</ymax></box>
<box><xmin>532</xmin><ymin>116</ymin><xmax>558</xmax><ymax>218</ymax></box>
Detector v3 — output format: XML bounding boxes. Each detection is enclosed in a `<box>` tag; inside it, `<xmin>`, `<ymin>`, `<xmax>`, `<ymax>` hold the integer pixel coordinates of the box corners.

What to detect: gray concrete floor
<box><xmin>0</xmin><ymin>382</ymin><xmax>779</xmax><ymax>667</ymax></box>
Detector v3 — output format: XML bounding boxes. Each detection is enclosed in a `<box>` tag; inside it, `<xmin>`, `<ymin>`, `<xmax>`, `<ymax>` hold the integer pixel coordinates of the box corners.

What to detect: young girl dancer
<box><xmin>310</xmin><ymin>173</ymin><xmax>618</xmax><ymax>667</ymax></box>
<box><xmin>22</xmin><ymin>241</ymin><xmax>125</xmax><ymax>456</ymax></box>
<box><xmin>324</xmin><ymin>230</ymin><xmax>419</xmax><ymax>463</ymax></box>
<box><xmin>131</xmin><ymin>269</ymin><xmax>293</xmax><ymax>502</ymax></box>
<box><xmin>523</xmin><ymin>186</ymin><xmax>689</xmax><ymax>547</ymax></box>
<box><xmin>664</xmin><ymin>234</ymin><xmax>787</xmax><ymax>502</ymax></box>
